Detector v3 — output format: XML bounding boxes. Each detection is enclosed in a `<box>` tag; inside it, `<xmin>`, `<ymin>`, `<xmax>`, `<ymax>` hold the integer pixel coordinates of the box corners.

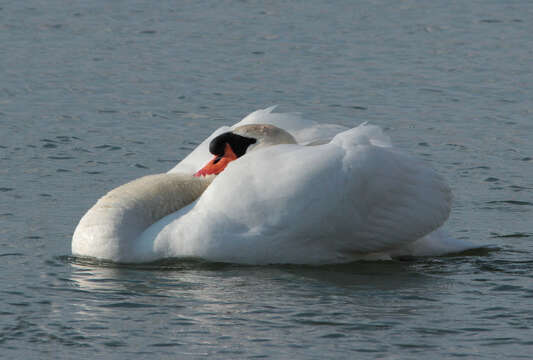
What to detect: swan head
<box><xmin>194</xmin><ymin>124</ymin><xmax>296</xmax><ymax>177</ymax></box>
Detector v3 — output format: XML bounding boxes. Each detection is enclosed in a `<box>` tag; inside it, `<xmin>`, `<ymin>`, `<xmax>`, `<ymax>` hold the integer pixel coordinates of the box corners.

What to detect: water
<box><xmin>1</xmin><ymin>0</ymin><xmax>532</xmax><ymax>358</ymax></box>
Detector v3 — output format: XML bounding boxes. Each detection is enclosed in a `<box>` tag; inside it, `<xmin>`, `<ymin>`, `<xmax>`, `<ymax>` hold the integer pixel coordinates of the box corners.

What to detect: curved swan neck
<box><xmin>72</xmin><ymin>173</ymin><xmax>213</xmax><ymax>262</ymax></box>
<box><xmin>100</xmin><ymin>173</ymin><xmax>213</xmax><ymax>222</ymax></box>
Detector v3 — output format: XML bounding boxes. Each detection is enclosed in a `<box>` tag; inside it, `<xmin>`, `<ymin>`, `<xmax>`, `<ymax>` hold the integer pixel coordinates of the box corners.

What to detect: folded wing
<box><xmin>147</xmin><ymin>124</ymin><xmax>451</xmax><ymax>264</ymax></box>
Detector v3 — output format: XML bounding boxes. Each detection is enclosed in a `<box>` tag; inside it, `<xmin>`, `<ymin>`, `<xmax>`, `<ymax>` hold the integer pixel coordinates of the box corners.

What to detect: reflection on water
<box><xmin>61</xmin><ymin>253</ymin><xmax>533</xmax><ymax>358</ymax></box>
<box><xmin>67</xmin><ymin>256</ymin><xmax>453</xmax><ymax>325</ymax></box>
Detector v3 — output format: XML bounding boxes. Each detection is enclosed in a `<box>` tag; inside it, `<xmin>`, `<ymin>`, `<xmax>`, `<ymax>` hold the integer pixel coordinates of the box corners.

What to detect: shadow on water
<box><xmin>61</xmin><ymin>255</ymin><xmax>235</xmax><ymax>271</ymax></box>
<box><xmin>56</xmin><ymin>246</ymin><xmax>497</xmax><ymax>295</ymax></box>
<box><xmin>51</xmin><ymin>249</ymin><xmax>520</xmax><ymax>337</ymax></box>
<box><xmin>60</xmin><ymin>246</ymin><xmax>495</xmax><ymax>272</ymax></box>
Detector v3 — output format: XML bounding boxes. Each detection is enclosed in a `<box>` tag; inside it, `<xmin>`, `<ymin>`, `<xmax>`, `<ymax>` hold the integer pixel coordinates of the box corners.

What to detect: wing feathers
<box><xmin>338</xmin><ymin>144</ymin><xmax>452</xmax><ymax>253</ymax></box>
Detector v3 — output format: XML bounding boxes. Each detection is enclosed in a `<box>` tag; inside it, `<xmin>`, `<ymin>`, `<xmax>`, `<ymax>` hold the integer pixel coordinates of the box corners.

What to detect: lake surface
<box><xmin>1</xmin><ymin>0</ymin><xmax>532</xmax><ymax>358</ymax></box>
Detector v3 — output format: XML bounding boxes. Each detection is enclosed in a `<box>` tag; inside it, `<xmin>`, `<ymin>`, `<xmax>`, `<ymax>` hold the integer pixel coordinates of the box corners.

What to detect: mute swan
<box><xmin>72</xmin><ymin>107</ymin><xmax>477</xmax><ymax>264</ymax></box>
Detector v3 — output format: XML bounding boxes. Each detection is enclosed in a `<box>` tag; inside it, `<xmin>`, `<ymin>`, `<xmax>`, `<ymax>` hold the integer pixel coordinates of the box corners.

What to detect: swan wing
<box><xmin>169</xmin><ymin>107</ymin><xmax>350</xmax><ymax>175</ymax></box>
<box><xmin>233</xmin><ymin>106</ymin><xmax>348</xmax><ymax>145</ymax></box>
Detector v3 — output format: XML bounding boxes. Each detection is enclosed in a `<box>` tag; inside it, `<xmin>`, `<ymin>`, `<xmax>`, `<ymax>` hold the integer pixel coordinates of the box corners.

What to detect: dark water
<box><xmin>1</xmin><ymin>0</ymin><xmax>532</xmax><ymax>358</ymax></box>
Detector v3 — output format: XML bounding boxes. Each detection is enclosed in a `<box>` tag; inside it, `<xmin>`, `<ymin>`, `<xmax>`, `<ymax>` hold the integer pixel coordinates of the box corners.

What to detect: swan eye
<box><xmin>213</xmin><ymin>156</ymin><xmax>222</xmax><ymax>165</ymax></box>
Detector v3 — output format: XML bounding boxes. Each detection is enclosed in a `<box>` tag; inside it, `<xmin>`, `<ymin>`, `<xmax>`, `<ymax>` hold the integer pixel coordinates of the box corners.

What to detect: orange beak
<box><xmin>194</xmin><ymin>143</ymin><xmax>238</xmax><ymax>177</ymax></box>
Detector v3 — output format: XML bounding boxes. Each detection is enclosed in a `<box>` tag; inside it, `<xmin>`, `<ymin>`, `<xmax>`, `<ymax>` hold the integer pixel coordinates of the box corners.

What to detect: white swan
<box><xmin>72</xmin><ymin>107</ymin><xmax>477</xmax><ymax>264</ymax></box>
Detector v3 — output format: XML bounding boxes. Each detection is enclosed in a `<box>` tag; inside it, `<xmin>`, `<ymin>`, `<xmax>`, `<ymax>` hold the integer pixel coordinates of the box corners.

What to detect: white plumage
<box><xmin>72</xmin><ymin>107</ymin><xmax>477</xmax><ymax>264</ymax></box>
